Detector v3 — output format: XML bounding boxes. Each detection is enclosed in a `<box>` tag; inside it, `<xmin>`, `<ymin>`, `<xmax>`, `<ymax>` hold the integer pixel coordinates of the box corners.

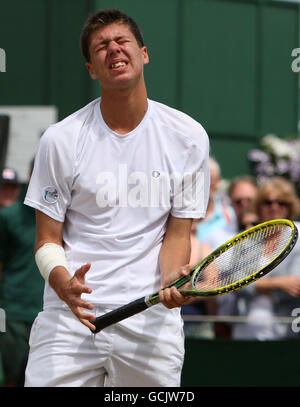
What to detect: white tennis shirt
<box><xmin>25</xmin><ymin>98</ymin><xmax>210</xmax><ymax>308</ymax></box>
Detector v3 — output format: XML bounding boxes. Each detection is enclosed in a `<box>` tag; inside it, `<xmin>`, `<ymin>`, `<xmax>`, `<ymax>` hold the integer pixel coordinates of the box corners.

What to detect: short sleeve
<box><xmin>24</xmin><ymin>126</ymin><xmax>75</xmax><ymax>222</ymax></box>
<box><xmin>171</xmin><ymin>129</ymin><xmax>210</xmax><ymax>219</ymax></box>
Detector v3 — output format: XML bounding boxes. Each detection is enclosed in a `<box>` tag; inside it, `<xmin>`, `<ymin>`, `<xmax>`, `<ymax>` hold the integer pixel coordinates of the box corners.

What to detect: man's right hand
<box><xmin>49</xmin><ymin>263</ymin><xmax>96</xmax><ymax>330</ymax></box>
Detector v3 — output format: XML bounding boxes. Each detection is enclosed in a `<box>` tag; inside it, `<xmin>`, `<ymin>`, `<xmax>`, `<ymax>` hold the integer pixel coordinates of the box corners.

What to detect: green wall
<box><xmin>0</xmin><ymin>1</ymin><xmax>300</xmax><ymax>387</ymax></box>
<box><xmin>182</xmin><ymin>338</ymin><xmax>300</xmax><ymax>386</ymax></box>
<box><xmin>0</xmin><ymin>0</ymin><xmax>299</xmax><ymax>178</ymax></box>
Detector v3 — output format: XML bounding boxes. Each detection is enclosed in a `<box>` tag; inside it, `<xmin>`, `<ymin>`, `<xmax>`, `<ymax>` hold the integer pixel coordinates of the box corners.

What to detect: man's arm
<box><xmin>158</xmin><ymin>215</ymin><xmax>193</xmax><ymax>308</ymax></box>
<box><xmin>35</xmin><ymin>210</ymin><xmax>95</xmax><ymax>329</ymax></box>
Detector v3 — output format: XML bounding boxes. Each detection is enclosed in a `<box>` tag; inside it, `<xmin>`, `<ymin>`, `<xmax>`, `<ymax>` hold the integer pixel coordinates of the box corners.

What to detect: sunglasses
<box><xmin>262</xmin><ymin>199</ymin><xmax>290</xmax><ymax>207</ymax></box>
<box><xmin>233</xmin><ymin>198</ymin><xmax>253</xmax><ymax>205</ymax></box>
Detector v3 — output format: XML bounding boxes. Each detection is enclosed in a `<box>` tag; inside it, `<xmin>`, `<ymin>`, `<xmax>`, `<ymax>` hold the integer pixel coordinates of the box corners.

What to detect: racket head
<box><xmin>179</xmin><ymin>219</ymin><xmax>298</xmax><ymax>297</ymax></box>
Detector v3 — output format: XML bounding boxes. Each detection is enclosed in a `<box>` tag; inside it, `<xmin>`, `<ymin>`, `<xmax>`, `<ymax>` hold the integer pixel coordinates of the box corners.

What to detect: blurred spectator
<box><xmin>232</xmin><ymin>176</ymin><xmax>300</xmax><ymax>340</ymax></box>
<box><xmin>238</xmin><ymin>207</ymin><xmax>259</xmax><ymax>232</ymax></box>
<box><xmin>190</xmin><ymin>219</ymin><xmax>212</xmax><ymax>267</ymax></box>
<box><xmin>194</xmin><ymin>158</ymin><xmax>239</xmax><ymax>338</ymax></box>
<box><xmin>181</xmin><ymin>219</ymin><xmax>214</xmax><ymax>338</ymax></box>
<box><xmin>0</xmin><ymin>168</ymin><xmax>21</xmax><ymax>209</ymax></box>
<box><xmin>183</xmin><ymin>157</ymin><xmax>237</xmax><ymax>338</ymax></box>
<box><xmin>213</xmin><ymin>176</ymin><xmax>258</xmax><ymax>338</ymax></box>
<box><xmin>229</xmin><ymin>175</ymin><xmax>258</xmax><ymax>227</ymax></box>
<box><xmin>196</xmin><ymin>157</ymin><xmax>237</xmax><ymax>249</ymax></box>
<box><xmin>0</xmin><ymin>160</ymin><xmax>44</xmax><ymax>386</ymax></box>
<box><xmin>190</xmin><ymin>219</ymin><xmax>202</xmax><ymax>267</ymax></box>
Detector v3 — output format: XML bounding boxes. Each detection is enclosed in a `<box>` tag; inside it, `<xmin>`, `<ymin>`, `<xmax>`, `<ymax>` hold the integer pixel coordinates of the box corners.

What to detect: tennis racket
<box><xmin>91</xmin><ymin>218</ymin><xmax>298</xmax><ymax>334</ymax></box>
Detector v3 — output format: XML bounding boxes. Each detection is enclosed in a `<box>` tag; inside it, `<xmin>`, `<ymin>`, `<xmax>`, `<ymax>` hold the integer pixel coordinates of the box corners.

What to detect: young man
<box><xmin>24</xmin><ymin>9</ymin><xmax>210</xmax><ymax>387</ymax></box>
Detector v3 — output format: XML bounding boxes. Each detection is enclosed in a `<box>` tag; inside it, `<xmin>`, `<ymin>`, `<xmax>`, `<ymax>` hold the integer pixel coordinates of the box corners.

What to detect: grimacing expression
<box><xmin>86</xmin><ymin>23</ymin><xmax>149</xmax><ymax>91</ymax></box>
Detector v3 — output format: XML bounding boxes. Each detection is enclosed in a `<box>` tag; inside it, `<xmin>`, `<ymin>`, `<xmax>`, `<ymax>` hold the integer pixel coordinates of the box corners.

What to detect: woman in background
<box><xmin>232</xmin><ymin>176</ymin><xmax>300</xmax><ymax>340</ymax></box>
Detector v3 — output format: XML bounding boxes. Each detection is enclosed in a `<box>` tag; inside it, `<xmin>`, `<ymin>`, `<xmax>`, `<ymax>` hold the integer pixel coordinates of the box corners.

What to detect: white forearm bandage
<box><xmin>35</xmin><ymin>243</ymin><xmax>68</xmax><ymax>281</ymax></box>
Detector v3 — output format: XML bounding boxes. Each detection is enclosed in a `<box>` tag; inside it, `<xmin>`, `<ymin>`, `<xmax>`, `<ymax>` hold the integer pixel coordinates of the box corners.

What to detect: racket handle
<box><xmin>91</xmin><ymin>297</ymin><xmax>149</xmax><ymax>334</ymax></box>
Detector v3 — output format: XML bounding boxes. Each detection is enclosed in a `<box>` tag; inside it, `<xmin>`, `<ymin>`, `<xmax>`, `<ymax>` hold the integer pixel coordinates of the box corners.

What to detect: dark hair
<box><xmin>80</xmin><ymin>9</ymin><xmax>145</xmax><ymax>62</ymax></box>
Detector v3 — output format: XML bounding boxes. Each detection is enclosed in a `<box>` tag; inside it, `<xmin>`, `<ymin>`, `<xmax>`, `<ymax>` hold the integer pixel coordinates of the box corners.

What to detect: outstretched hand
<box><xmin>55</xmin><ymin>263</ymin><xmax>96</xmax><ymax>330</ymax></box>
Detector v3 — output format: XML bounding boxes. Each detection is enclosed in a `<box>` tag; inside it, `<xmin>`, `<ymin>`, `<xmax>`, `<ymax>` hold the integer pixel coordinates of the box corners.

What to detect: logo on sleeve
<box><xmin>43</xmin><ymin>186</ymin><xmax>58</xmax><ymax>204</ymax></box>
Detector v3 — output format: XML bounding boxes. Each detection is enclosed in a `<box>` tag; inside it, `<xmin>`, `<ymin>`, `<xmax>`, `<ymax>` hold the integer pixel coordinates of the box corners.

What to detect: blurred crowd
<box><xmin>1</xmin><ymin>156</ymin><xmax>300</xmax><ymax>386</ymax></box>
<box><xmin>182</xmin><ymin>157</ymin><xmax>300</xmax><ymax>342</ymax></box>
<box><xmin>0</xmin><ymin>163</ymin><xmax>44</xmax><ymax>387</ymax></box>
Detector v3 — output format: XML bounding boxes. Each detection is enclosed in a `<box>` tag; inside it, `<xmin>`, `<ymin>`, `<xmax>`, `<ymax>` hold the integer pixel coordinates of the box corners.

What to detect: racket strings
<box><xmin>194</xmin><ymin>225</ymin><xmax>292</xmax><ymax>291</ymax></box>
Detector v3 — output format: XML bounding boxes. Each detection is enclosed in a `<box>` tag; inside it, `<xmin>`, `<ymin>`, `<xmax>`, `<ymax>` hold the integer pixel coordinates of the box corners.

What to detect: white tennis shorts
<box><xmin>24</xmin><ymin>304</ymin><xmax>184</xmax><ymax>387</ymax></box>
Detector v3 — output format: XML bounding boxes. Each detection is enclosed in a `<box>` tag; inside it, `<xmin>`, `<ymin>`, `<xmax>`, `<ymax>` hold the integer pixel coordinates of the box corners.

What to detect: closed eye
<box><xmin>117</xmin><ymin>38</ymin><xmax>130</xmax><ymax>45</ymax></box>
<box><xmin>93</xmin><ymin>36</ymin><xmax>131</xmax><ymax>55</ymax></box>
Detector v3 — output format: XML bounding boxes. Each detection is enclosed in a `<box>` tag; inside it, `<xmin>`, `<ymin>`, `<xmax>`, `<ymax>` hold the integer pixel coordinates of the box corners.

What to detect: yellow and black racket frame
<box><xmin>180</xmin><ymin>218</ymin><xmax>298</xmax><ymax>297</ymax></box>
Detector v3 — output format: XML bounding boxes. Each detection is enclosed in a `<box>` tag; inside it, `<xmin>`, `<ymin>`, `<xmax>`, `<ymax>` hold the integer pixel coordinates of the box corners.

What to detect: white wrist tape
<box><xmin>35</xmin><ymin>243</ymin><xmax>68</xmax><ymax>281</ymax></box>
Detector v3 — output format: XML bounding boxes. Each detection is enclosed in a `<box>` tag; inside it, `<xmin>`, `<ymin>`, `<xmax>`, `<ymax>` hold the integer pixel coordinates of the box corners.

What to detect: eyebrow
<box><xmin>93</xmin><ymin>35</ymin><xmax>130</xmax><ymax>49</ymax></box>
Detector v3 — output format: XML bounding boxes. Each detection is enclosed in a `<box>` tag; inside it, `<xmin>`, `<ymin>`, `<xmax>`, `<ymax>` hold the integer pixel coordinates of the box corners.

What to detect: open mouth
<box><xmin>110</xmin><ymin>61</ymin><xmax>127</xmax><ymax>69</ymax></box>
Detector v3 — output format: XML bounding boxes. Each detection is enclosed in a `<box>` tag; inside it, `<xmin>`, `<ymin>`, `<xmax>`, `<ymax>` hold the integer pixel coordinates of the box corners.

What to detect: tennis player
<box><xmin>24</xmin><ymin>9</ymin><xmax>210</xmax><ymax>387</ymax></box>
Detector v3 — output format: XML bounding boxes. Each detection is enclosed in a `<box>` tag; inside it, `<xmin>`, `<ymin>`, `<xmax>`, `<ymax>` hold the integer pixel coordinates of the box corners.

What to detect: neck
<box><xmin>100</xmin><ymin>81</ymin><xmax>148</xmax><ymax>135</ymax></box>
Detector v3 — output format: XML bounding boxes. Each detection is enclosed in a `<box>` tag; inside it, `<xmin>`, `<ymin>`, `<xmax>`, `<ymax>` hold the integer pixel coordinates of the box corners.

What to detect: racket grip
<box><xmin>91</xmin><ymin>297</ymin><xmax>149</xmax><ymax>334</ymax></box>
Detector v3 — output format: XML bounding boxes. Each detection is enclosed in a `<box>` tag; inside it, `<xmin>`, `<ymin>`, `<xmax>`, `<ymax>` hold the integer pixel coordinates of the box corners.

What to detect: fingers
<box><xmin>288</xmin><ymin>286</ymin><xmax>300</xmax><ymax>297</ymax></box>
<box><xmin>72</xmin><ymin>305</ymin><xmax>95</xmax><ymax>320</ymax></box>
<box><xmin>70</xmin><ymin>296</ymin><xmax>94</xmax><ymax>310</ymax></box>
<box><xmin>81</xmin><ymin>318</ymin><xmax>96</xmax><ymax>331</ymax></box>
<box><xmin>292</xmin><ymin>280</ymin><xmax>300</xmax><ymax>297</ymax></box>
<box><xmin>74</xmin><ymin>263</ymin><xmax>91</xmax><ymax>281</ymax></box>
<box><xmin>71</xmin><ymin>284</ymin><xmax>92</xmax><ymax>296</ymax></box>
<box><xmin>71</xmin><ymin>263</ymin><xmax>92</xmax><ymax>295</ymax></box>
<box><xmin>283</xmin><ymin>276</ymin><xmax>300</xmax><ymax>297</ymax></box>
<box><xmin>159</xmin><ymin>286</ymin><xmax>189</xmax><ymax>309</ymax></box>
<box><xmin>176</xmin><ymin>265</ymin><xmax>191</xmax><ymax>281</ymax></box>
<box><xmin>159</xmin><ymin>264</ymin><xmax>192</xmax><ymax>309</ymax></box>
<box><xmin>78</xmin><ymin>311</ymin><xmax>96</xmax><ymax>331</ymax></box>
<box><xmin>68</xmin><ymin>296</ymin><xmax>96</xmax><ymax>330</ymax></box>
<box><xmin>161</xmin><ymin>264</ymin><xmax>191</xmax><ymax>288</ymax></box>
<box><xmin>66</xmin><ymin>263</ymin><xmax>95</xmax><ymax>329</ymax></box>
<box><xmin>159</xmin><ymin>264</ymin><xmax>191</xmax><ymax>309</ymax></box>
<box><xmin>68</xmin><ymin>295</ymin><xmax>94</xmax><ymax>318</ymax></box>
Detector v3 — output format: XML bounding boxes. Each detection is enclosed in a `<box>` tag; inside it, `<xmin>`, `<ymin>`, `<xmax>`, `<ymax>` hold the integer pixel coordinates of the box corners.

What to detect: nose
<box><xmin>270</xmin><ymin>202</ymin><xmax>283</xmax><ymax>210</ymax></box>
<box><xmin>240</xmin><ymin>199</ymin><xmax>250</xmax><ymax>208</ymax></box>
<box><xmin>107</xmin><ymin>40</ymin><xmax>121</xmax><ymax>55</ymax></box>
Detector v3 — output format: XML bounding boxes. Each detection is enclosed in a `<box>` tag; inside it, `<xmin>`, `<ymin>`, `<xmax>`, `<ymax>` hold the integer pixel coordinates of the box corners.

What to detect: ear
<box><xmin>85</xmin><ymin>62</ymin><xmax>97</xmax><ymax>80</ymax></box>
<box><xmin>142</xmin><ymin>46</ymin><xmax>149</xmax><ymax>65</ymax></box>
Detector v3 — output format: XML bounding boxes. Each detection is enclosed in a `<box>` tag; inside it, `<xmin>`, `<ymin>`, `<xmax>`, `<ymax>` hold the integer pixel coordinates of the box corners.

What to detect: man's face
<box><xmin>0</xmin><ymin>183</ymin><xmax>20</xmax><ymax>208</ymax></box>
<box><xmin>86</xmin><ymin>23</ymin><xmax>149</xmax><ymax>92</ymax></box>
<box><xmin>231</xmin><ymin>182</ymin><xmax>257</xmax><ymax>218</ymax></box>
